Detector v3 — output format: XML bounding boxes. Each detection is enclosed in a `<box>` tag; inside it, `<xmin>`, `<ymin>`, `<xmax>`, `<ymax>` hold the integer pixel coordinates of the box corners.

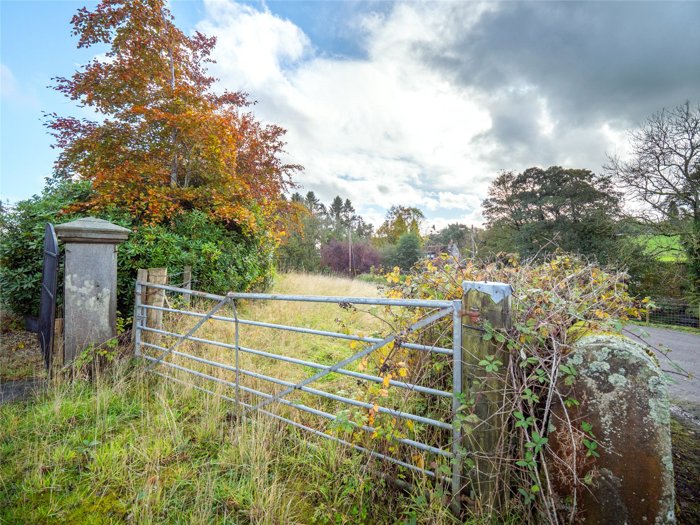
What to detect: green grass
<box><xmin>0</xmin><ymin>273</ymin><xmax>463</xmax><ymax>524</ymax></box>
<box><xmin>638</xmin><ymin>234</ymin><xmax>687</xmax><ymax>262</ymax></box>
<box><xmin>0</xmin><ymin>368</ymin><xmax>455</xmax><ymax>524</ymax></box>
<box><xmin>355</xmin><ymin>273</ymin><xmax>387</xmax><ymax>285</ymax></box>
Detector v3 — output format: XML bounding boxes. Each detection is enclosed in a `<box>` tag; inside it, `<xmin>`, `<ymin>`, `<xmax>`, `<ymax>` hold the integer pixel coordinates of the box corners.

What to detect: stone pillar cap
<box><xmin>55</xmin><ymin>217</ymin><xmax>131</xmax><ymax>244</ymax></box>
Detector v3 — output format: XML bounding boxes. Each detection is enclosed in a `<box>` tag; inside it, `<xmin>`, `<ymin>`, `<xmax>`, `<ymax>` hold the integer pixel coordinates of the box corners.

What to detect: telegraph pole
<box><xmin>348</xmin><ymin>222</ymin><xmax>353</xmax><ymax>275</ymax></box>
<box><xmin>470</xmin><ymin>225</ymin><xmax>477</xmax><ymax>259</ymax></box>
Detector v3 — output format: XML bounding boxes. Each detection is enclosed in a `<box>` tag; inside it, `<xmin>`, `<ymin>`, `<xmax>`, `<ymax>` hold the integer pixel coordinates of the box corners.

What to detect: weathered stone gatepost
<box><xmin>55</xmin><ymin>218</ymin><xmax>130</xmax><ymax>365</ymax></box>
<box><xmin>549</xmin><ymin>334</ymin><xmax>676</xmax><ymax>524</ymax></box>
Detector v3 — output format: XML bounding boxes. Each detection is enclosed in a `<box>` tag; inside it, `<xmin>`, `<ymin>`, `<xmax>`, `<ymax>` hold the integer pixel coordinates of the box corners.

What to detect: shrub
<box><xmin>118</xmin><ymin>212</ymin><xmax>275</xmax><ymax>314</ymax></box>
<box><xmin>391</xmin><ymin>232</ymin><xmax>422</xmax><ymax>270</ymax></box>
<box><xmin>355</xmin><ymin>272</ymin><xmax>385</xmax><ymax>285</ymax></box>
<box><xmin>320</xmin><ymin>240</ymin><xmax>381</xmax><ymax>275</ymax></box>
<box><xmin>0</xmin><ymin>182</ymin><xmax>275</xmax><ymax>319</ymax></box>
<box><xmin>0</xmin><ymin>181</ymin><xmax>92</xmax><ymax>317</ymax></box>
<box><xmin>375</xmin><ymin>254</ymin><xmax>645</xmax><ymax>522</ymax></box>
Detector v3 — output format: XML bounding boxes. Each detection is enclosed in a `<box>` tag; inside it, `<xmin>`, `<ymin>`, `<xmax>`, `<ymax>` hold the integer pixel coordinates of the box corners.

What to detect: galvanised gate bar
<box><xmin>133</xmin><ymin>280</ymin><xmax>465</xmax><ymax>501</ymax></box>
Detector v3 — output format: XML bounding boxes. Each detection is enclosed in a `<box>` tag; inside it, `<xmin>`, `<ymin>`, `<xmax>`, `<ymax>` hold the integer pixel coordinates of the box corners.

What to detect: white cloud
<box><xmin>1</xmin><ymin>64</ymin><xmax>17</xmax><ymax>96</ymax></box>
<box><xmin>196</xmin><ymin>1</ymin><xmax>647</xmax><ymax>228</ymax></box>
<box><xmin>199</xmin><ymin>1</ymin><xmax>310</xmax><ymax>89</ymax></box>
<box><xmin>198</xmin><ymin>1</ymin><xmax>495</xmax><ymax>226</ymax></box>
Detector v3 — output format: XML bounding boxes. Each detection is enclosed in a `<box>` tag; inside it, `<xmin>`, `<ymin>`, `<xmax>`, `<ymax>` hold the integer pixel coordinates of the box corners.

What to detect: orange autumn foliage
<box><xmin>46</xmin><ymin>0</ymin><xmax>299</xmax><ymax>234</ymax></box>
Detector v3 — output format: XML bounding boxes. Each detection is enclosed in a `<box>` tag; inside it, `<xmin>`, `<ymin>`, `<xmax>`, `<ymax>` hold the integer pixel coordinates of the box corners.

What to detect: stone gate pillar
<box><xmin>55</xmin><ymin>218</ymin><xmax>130</xmax><ymax>365</ymax></box>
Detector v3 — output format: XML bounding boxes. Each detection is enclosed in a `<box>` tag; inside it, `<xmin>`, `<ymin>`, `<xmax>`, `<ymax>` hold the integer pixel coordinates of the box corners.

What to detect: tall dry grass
<box><xmin>149</xmin><ymin>272</ymin><xmax>389</xmax><ymax>423</ymax></box>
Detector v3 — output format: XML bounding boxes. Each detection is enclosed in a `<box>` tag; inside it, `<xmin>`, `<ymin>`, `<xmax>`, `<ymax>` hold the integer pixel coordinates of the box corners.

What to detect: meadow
<box><xmin>0</xmin><ymin>274</ymin><xmax>461</xmax><ymax>524</ymax></box>
<box><xmin>639</xmin><ymin>234</ymin><xmax>686</xmax><ymax>262</ymax></box>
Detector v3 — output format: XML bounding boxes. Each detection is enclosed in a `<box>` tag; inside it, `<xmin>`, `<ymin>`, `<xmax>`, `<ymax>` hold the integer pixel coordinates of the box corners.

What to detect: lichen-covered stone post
<box><xmin>55</xmin><ymin>218</ymin><xmax>130</xmax><ymax>365</ymax></box>
<box><xmin>549</xmin><ymin>334</ymin><xmax>676</xmax><ymax>524</ymax></box>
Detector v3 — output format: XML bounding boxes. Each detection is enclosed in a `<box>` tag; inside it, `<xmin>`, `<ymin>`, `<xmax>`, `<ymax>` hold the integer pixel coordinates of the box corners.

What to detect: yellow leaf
<box><xmin>412</xmin><ymin>454</ymin><xmax>424</xmax><ymax>469</ymax></box>
<box><xmin>382</xmin><ymin>374</ymin><xmax>392</xmax><ymax>387</ymax></box>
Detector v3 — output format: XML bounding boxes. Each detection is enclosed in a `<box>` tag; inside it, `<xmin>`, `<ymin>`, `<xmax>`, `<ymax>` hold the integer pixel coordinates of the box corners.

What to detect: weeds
<box><xmin>379</xmin><ymin>254</ymin><xmax>658</xmax><ymax>523</ymax></box>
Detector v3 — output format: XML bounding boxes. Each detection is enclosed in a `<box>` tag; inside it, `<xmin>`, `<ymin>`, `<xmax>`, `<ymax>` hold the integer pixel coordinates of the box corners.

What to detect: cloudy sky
<box><xmin>2</xmin><ymin>1</ymin><xmax>699</xmax><ymax>229</ymax></box>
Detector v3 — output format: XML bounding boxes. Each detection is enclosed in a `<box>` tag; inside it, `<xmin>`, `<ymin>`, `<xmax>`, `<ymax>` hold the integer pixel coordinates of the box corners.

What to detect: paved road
<box><xmin>624</xmin><ymin>325</ymin><xmax>700</xmax><ymax>420</ymax></box>
<box><xmin>0</xmin><ymin>378</ymin><xmax>45</xmax><ymax>404</ymax></box>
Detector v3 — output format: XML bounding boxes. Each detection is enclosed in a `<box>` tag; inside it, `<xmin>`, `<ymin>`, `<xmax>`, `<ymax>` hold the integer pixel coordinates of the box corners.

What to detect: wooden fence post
<box><xmin>182</xmin><ymin>265</ymin><xmax>192</xmax><ymax>306</ymax></box>
<box><xmin>144</xmin><ymin>268</ymin><xmax>167</xmax><ymax>345</ymax></box>
<box><xmin>461</xmin><ymin>281</ymin><xmax>512</xmax><ymax>512</ymax></box>
<box><xmin>52</xmin><ymin>318</ymin><xmax>64</xmax><ymax>375</ymax></box>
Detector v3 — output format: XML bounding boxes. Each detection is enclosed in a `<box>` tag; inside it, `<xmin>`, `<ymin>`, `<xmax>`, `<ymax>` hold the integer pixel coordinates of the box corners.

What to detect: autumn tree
<box><xmin>606</xmin><ymin>102</ymin><xmax>700</xmax><ymax>298</ymax></box>
<box><xmin>277</xmin><ymin>192</ymin><xmax>323</xmax><ymax>271</ymax></box>
<box><xmin>46</xmin><ymin>0</ymin><xmax>297</xmax><ymax>231</ymax></box>
<box><xmin>482</xmin><ymin>166</ymin><xmax>621</xmax><ymax>260</ymax></box>
<box><xmin>375</xmin><ymin>206</ymin><xmax>424</xmax><ymax>245</ymax></box>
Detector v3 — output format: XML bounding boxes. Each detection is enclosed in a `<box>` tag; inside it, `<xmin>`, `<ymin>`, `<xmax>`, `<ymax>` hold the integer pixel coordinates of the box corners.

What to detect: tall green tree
<box><xmin>304</xmin><ymin>191</ymin><xmax>324</xmax><ymax>214</ymax></box>
<box><xmin>606</xmin><ymin>102</ymin><xmax>700</xmax><ymax>298</ymax></box>
<box><xmin>482</xmin><ymin>166</ymin><xmax>621</xmax><ymax>260</ymax></box>
<box><xmin>320</xmin><ymin>195</ymin><xmax>370</xmax><ymax>241</ymax></box>
<box><xmin>327</xmin><ymin>196</ymin><xmax>346</xmax><ymax>238</ymax></box>
<box><xmin>277</xmin><ymin>193</ymin><xmax>373</xmax><ymax>271</ymax></box>
<box><xmin>391</xmin><ymin>233</ymin><xmax>422</xmax><ymax>270</ymax></box>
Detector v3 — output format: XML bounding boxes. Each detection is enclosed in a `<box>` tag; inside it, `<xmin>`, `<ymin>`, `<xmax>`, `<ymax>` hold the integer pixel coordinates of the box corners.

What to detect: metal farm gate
<box><xmin>133</xmin><ymin>279</ymin><xmax>468</xmax><ymax>502</ymax></box>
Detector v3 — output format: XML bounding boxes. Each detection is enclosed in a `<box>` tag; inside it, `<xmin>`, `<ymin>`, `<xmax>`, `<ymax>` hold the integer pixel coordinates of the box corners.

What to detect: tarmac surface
<box><xmin>624</xmin><ymin>324</ymin><xmax>700</xmax><ymax>422</ymax></box>
<box><xmin>0</xmin><ymin>377</ymin><xmax>45</xmax><ymax>404</ymax></box>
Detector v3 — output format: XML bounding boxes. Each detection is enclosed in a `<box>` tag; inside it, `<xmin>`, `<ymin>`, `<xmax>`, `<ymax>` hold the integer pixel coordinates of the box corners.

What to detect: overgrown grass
<box><xmin>151</xmin><ymin>272</ymin><xmax>456</xmax><ymax>482</ymax></box>
<box><xmin>152</xmin><ymin>272</ymin><xmax>389</xmax><ymax>412</ymax></box>
<box><xmin>0</xmin><ymin>273</ymin><xmax>464</xmax><ymax>524</ymax></box>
